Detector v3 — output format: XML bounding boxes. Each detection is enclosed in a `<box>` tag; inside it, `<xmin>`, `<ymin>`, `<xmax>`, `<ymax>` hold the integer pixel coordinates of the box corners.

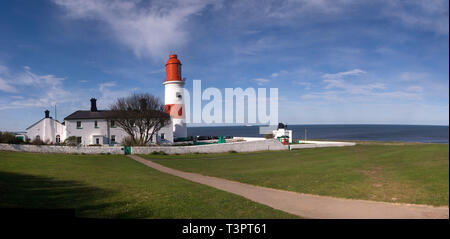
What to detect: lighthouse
<box><xmin>164</xmin><ymin>54</ymin><xmax>187</xmax><ymax>139</ymax></box>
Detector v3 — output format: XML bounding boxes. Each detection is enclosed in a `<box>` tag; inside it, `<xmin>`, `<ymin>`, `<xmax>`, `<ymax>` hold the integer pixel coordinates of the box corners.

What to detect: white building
<box><xmin>26</xmin><ymin>110</ymin><xmax>66</xmax><ymax>144</ymax></box>
<box><xmin>26</xmin><ymin>98</ymin><xmax>174</xmax><ymax>145</ymax></box>
<box><xmin>272</xmin><ymin>123</ymin><xmax>293</xmax><ymax>143</ymax></box>
<box><xmin>26</xmin><ymin>54</ymin><xmax>189</xmax><ymax>145</ymax></box>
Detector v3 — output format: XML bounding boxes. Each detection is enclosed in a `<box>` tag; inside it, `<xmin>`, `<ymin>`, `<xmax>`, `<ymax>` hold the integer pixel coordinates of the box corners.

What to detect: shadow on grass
<box><xmin>0</xmin><ymin>171</ymin><xmax>152</xmax><ymax>218</ymax></box>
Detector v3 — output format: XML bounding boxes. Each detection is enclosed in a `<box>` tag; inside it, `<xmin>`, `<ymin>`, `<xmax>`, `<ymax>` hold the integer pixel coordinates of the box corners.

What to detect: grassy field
<box><xmin>0</xmin><ymin>151</ymin><xmax>297</xmax><ymax>218</ymax></box>
<box><xmin>142</xmin><ymin>143</ymin><xmax>449</xmax><ymax>206</ymax></box>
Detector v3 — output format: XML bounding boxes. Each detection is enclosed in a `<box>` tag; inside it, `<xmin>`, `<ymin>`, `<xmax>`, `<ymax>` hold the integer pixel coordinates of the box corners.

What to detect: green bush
<box><xmin>30</xmin><ymin>138</ymin><xmax>48</xmax><ymax>145</ymax></box>
<box><xmin>62</xmin><ymin>136</ymin><xmax>78</xmax><ymax>146</ymax></box>
<box><xmin>0</xmin><ymin>131</ymin><xmax>24</xmax><ymax>144</ymax></box>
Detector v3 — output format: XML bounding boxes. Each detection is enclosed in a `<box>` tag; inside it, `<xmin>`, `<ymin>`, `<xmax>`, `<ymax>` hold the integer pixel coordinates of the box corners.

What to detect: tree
<box><xmin>109</xmin><ymin>93</ymin><xmax>171</xmax><ymax>146</ymax></box>
<box><xmin>63</xmin><ymin>136</ymin><xmax>78</xmax><ymax>146</ymax></box>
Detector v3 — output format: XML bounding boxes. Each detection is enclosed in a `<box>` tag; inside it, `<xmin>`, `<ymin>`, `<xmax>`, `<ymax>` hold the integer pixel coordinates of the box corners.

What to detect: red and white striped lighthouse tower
<box><xmin>164</xmin><ymin>54</ymin><xmax>187</xmax><ymax>139</ymax></box>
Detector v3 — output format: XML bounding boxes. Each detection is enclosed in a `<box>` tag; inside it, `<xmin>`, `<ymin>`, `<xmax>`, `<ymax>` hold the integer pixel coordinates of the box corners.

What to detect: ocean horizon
<box><xmin>187</xmin><ymin>124</ymin><xmax>449</xmax><ymax>144</ymax></box>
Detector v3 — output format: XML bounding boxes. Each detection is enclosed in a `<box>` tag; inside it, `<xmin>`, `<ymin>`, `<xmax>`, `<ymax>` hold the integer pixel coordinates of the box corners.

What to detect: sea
<box><xmin>187</xmin><ymin>125</ymin><xmax>449</xmax><ymax>144</ymax></box>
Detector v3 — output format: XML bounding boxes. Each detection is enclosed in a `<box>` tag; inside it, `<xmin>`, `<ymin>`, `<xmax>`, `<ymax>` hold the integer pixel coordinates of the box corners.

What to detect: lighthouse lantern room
<box><xmin>164</xmin><ymin>54</ymin><xmax>187</xmax><ymax>139</ymax></box>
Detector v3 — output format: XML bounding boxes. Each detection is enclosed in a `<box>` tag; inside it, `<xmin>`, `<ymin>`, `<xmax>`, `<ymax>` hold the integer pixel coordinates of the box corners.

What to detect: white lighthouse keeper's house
<box><xmin>163</xmin><ymin>54</ymin><xmax>187</xmax><ymax>139</ymax></box>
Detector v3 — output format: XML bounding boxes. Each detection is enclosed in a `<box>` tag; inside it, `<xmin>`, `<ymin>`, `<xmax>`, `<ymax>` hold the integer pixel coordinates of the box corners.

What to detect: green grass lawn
<box><xmin>0</xmin><ymin>151</ymin><xmax>297</xmax><ymax>219</ymax></box>
<box><xmin>141</xmin><ymin>143</ymin><xmax>449</xmax><ymax>206</ymax></box>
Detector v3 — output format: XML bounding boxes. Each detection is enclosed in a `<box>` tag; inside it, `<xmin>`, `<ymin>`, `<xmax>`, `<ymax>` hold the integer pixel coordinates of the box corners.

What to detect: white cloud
<box><xmin>323</xmin><ymin>79</ymin><xmax>385</xmax><ymax>94</ymax></box>
<box><xmin>270</xmin><ymin>70</ymin><xmax>288</xmax><ymax>78</ymax></box>
<box><xmin>301</xmin><ymin>69</ymin><xmax>423</xmax><ymax>102</ymax></box>
<box><xmin>294</xmin><ymin>81</ymin><xmax>312</xmax><ymax>90</ymax></box>
<box><xmin>52</xmin><ymin>0</ymin><xmax>219</xmax><ymax>60</ymax></box>
<box><xmin>0</xmin><ymin>77</ymin><xmax>17</xmax><ymax>93</ymax></box>
<box><xmin>253</xmin><ymin>78</ymin><xmax>270</xmax><ymax>86</ymax></box>
<box><xmin>399</xmin><ymin>72</ymin><xmax>430</xmax><ymax>81</ymax></box>
<box><xmin>231</xmin><ymin>0</ymin><xmax>351</xmax><ymax>22</ymax></box>
<box><xmin>234</xmin><ymin>37</ymin><xmax>280</xmax><ymax>56</ymax></box>
<box><xmin>322</xmin><ymin>69</ymin><xmax>366</xmax><ymax>80</ymax></box>
<box><xmin>0</xmin><ymin>66</ymin><xmax>75</xmax><ymax>110</ymax></box>
<box><xmin>97</xmin><ymin>81</ymin><xmax>138</xmax><ymax>109</ymax></box>
<box><xmin>230</xmin><ymin>0</ymin><xmax>448</xmax><ymax>35</ymax></box>
<box><xmin>383</xmin><ymin>0</ymin><xmax>449</xmax><ymax>35</ymax></box>
<box><xmin>406</xmin><ymin>85</ymin><xmax>423</xmax><ymax>92</ymax></box>
<box><xmin>0</xmin><ymin>64</ymin><xmax>143</xmax><ymax>113</ymax></box>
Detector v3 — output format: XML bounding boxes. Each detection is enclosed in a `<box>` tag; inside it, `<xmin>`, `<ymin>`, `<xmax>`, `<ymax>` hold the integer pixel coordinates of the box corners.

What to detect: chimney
<box><xmin>45</xmin><ymin>110</ymin><xmax>50</xmax><ymax>118</ymax></box>
<box><xmin>90</xmin><ymin>98</ymin><xmax>97</xmax><ymax>112</ymax></box>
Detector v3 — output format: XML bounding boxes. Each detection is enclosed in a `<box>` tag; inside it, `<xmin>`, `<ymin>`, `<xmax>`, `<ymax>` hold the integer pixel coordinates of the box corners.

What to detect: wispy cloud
<box><xmin>406</xmin><ymin>85</ymin><xmax>423</xmax><ymax>92</ymax></box>
<box><xmin>233</xmin><ymin>37</ymin><xmax>281</xmax><ymax>57</ymax></box>
<box><xmin>322</xmin><ymin>69</ymin><xmax>366</xmax><ymax>80</ymax></box>
<box><xmin>252</xmin><ymin>78</ymin><xmax>270</xmax><ymax>86</ymax></box>
<box><xmin>301</xmin><ymin>69</ymin><xmax>423</xmax><ymax>102</ymax></box>
<box><xmin>398</xmin><ymin>72</ymin><xmax>430</xmax><ymax>81</ymax></box>
<box><xmin>97</xmin><ymin>81</ymin><xmax>138</xmax><ymax>109</ymax></box>
<box><xmin>229</xmin><ymin>0</ymin><xmax>448</xmax><ymax>35</ymax></box>
<box><xmin>323</xmin><ymin>79</ymin><xmax>385</xmax><ymax>94</ymax></box>
<box><xmin>383</xmin><ymin>0</ymin><xmax>449</xmax><ymax>35</ymax></box>
<box><xmin>0</xmin><ymin>77</ymin><xmax>17</xmax><ymax>93</ymax></box>
<box><xmin>52</xmin><ymin>0</ymin><xmax>219</xmax><ymax>60</ymax></box>
<box><xmin>0</xmin><ymin>66</ymin><xmax>74</xmax><ymax>110</ymax></box>
<box><xmin>271</xmin><ymin>70</ymin><xmax>288</xmax><ymax>78</ymax></box>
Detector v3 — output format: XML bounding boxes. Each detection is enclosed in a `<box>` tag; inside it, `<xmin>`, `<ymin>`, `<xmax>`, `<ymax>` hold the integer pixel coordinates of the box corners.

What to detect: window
<box><xmin>76</xmin><ymin>137</ymin><xmax>82</xmax><ymax>144</ymax></box>
<box><xmin>176</xmin><ymin>92</ymin><xmax>182</xmax><ymax>99</ymax></box>
<box><xmin>111</xmin><ymin>120</ymin><xmax>115</xmax><ymax>128</ymax></box>
<box><xmin>96</xmin><ymin>138</ymin><xmax>99</xmax><ymax>144</ymax></box>
<box><xmin>161</xmin><ymin>133</ymin><xmax>165</xmax><ymax>140</ymax></box>
<box><xmin>111</xmin><ymin>135</ymin><xmax>116</xmax><ymax>143</ymax></box>
<box><xmin>35</xmin><ymin>135</ymin><xmax>40</xmax><ymax>141</ymax></box>
<box><xmin>56</xmin><ymin>135</ymin><xmax>60</xmax><ymax>143</ymax></box>
<box><xmin>94</xmin><ymin>121</ymin><xmax>98</xmax><ymax>128</ymax></box>
<box><xmin>76</xmin><ymin>121</ymin><xmax>82</xmax><ymax>128</ymax></box>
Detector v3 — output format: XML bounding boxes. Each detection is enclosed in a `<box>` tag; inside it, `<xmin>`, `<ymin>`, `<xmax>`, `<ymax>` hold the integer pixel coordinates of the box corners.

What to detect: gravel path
<box><xmin>129</xmin><ymin>155</ymin><xmax>449</xmax><ymax>219</ymax></box>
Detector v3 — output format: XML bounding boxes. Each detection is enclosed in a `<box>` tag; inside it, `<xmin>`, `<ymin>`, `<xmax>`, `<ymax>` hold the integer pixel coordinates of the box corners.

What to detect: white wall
<box><xmin>273</xmin><ymin>129</ymin><xmax>293</xmax><ymax>143</ymax></box>
<box><xmin>0</xmin><ymin>139</ymin><xmax>287</xmax><ymax>154</ymax></box>
<box><xmin>153</xmin><ymin>123</ymin><xmax>174</xmax><ymax>144</ymax></box>
<box><xmin>65</xmin><ymin>119</ymin><xmax>128</xmax><ymax>145</ymax></box>
<box><xmin>26</xmin><ymin>118</ymin><xmax>65</xmax><ymax>144</ymax></box>
<box><xmin>65</xmin><ymin>119</ymin><xmax>173</xmax><ymax>145</ymax></box>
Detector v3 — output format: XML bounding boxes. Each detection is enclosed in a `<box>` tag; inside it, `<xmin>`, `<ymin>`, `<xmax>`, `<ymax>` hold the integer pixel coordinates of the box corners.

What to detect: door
<box><xmin>124</xmin><ymin>146</ymin><xmax>131</xmax><ymax>155</ymax></box>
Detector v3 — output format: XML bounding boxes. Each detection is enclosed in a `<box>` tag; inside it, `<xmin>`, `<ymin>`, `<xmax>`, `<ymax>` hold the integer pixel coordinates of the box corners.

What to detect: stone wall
<box><xmin>0</xmin><ymin>143</ymin><xmax>124</xmax><ymax>154</ymax></box>
<box><xmin>289</xmin><ymin>140</ymin><xmax>356</xmax><ymax>150</ymax></box>
<box><xmin>0</xmin><ymin>139</ymin><xmax>287</xmax><ymax>155</ymax></box>
<box><xmin>132</xmin><ymin>139</ymin><xmax>288</xmax><ymax>154</ymax></box>
<box><xmin>1</xmin><ymin>140</ymin><xmax>355</xmax><ymax>155</ymax></box>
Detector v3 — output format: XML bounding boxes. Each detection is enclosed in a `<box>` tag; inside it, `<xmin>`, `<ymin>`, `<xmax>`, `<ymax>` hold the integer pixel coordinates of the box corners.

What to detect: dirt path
<box><xmin>128</xmin><ymin>155</ymin><xmax>449</xmax><ymax>219</ymax></box>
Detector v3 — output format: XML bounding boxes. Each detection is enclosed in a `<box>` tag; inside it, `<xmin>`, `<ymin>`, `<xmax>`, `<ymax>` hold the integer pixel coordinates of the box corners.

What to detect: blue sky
<box><xmin>0</xmin><ymin>0</ymin><xmax>448</xmax><ymax>131</ymax></box>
